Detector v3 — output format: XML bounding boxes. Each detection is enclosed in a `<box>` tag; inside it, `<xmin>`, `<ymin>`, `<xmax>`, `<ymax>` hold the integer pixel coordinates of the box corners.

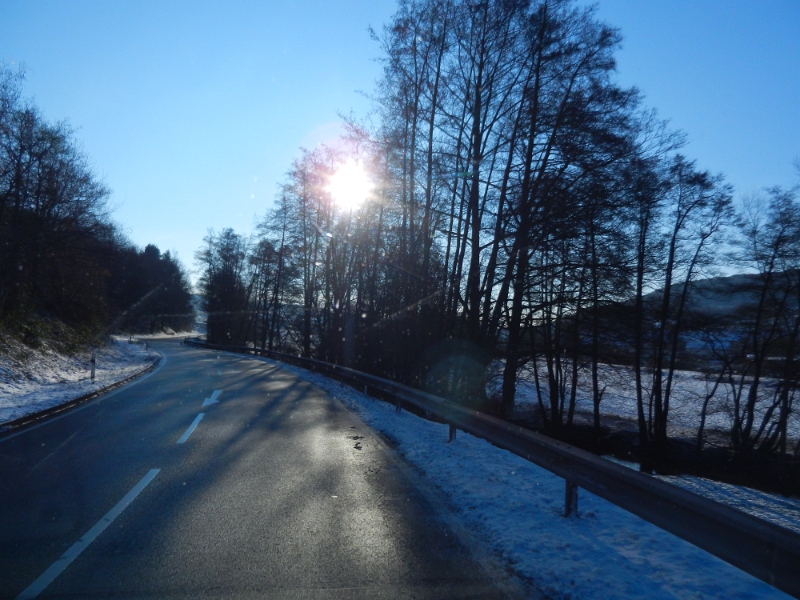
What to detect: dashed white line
<box><xmin>15</xmin><ymin>468</ymin><xmax>160</xmax><ymax>600</ymax></box>
<box><xmin>176</xmin><ymin>413</ymin><xmax>204</xmax><ymax>444</ymax></box>
<box><xmin>201</xmin><ymin>390</ymin><xmax>222</xmax><ymax>407</ymax></box>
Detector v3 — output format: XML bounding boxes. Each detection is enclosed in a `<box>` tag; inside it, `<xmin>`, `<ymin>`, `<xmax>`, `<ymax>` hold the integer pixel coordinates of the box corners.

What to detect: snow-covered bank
<box><xmin>0</xmin><ymin>337</ymin><xmax>158</xmax><ymax>425</ymax></box>
<box><xmin>129</xmin><ymin>330</ymin><xmax>199</xmax><ymax>340</ymax></box>
<box><xmin>272</xmin><ymin>358</ymin><xmax>794</xmax><ymax>599</ymax></box>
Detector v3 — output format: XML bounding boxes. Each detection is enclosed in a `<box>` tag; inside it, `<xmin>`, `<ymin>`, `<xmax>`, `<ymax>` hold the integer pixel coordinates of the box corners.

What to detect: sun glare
<box><xmin>328</xmin><ymin>159</ymin><xmax>372</xmax><ymax>210</ymax></box>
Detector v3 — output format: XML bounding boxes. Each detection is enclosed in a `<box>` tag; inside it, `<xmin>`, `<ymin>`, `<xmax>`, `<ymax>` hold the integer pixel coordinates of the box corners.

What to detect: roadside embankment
<box><xmin>0</xmin><ymin>332</ymin><xmax>159</xmax><ymax>426</ymax></box>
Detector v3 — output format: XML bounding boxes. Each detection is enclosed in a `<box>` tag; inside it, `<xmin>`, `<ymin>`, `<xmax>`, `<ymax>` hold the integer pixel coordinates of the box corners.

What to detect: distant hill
<box><xmin>643</xmin><ymin>273</ymin><xmax>764</xmax><ymax>319</ymax></box>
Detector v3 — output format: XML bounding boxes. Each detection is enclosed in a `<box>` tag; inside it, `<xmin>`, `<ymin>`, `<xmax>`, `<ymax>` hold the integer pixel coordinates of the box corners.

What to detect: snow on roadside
<box><xmin>271</xmin><ymin>359</ymin><xmax>792</xmax><ymax>600</ymax></box>
<box><xmin>0</xmin><ymin>337</ymin><xmax>158</xmax><ymax>425</ymax></box>
<box><xmin>606</xmin><ymin>455</ymin><xmax>800</xmax><ymax>536</ymax></box>
<box><xmin>658</xmin><ymin>474</ymin><xmax>800</xmax><ymax>535</ymax></box>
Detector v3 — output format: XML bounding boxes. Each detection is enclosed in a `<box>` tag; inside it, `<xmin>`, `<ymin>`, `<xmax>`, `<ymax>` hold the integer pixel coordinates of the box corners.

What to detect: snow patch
<box><xmin>0</xmin><ymin>337</ymin><xmax>158</xmax><ymax>425</ymax></box>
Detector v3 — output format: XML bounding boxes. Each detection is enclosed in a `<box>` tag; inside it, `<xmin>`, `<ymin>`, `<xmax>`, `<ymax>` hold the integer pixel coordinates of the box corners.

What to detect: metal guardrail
<box><xmin>183</xmin><ymin>337</ymin><xmax>800</xmax><ymax>598</ymax></box>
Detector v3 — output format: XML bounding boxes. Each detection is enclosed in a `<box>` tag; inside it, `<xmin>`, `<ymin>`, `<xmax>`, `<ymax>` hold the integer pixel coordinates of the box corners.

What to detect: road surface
<box><xmin>0</xmin><ymin>339</ymin><xmax>527</xmax><ymax>599</ymax></box>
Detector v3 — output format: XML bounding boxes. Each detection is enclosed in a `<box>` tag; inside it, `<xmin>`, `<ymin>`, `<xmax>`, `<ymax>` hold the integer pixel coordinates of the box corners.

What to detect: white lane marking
<box><xmin>15</xmin><ymin>468</ymin><xmax>160</xmax><ymax>600</ymax></box>
<box><xmin>176</xmin><ymin>413</ymin><xmax>204</xmax><ymax>444</ymax></box>
<box><xmin>201</xmin><ymin>390</ymin><xmax>222</xmax><ymax>407</ymax></box>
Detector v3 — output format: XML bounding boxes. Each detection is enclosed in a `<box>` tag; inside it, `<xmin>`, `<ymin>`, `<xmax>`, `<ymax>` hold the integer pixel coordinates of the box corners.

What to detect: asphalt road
<box><xmin>0</xmin><ymin>339</ymin><xmax>527</xmax><ymax>599</ymax></box>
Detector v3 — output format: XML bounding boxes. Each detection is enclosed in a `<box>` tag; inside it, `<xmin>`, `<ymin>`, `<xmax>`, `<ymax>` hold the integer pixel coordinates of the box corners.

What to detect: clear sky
<box><xmin>2</xmin><ymin>1</ymin><xmax>798</xmax><ymax>282</ymax></box>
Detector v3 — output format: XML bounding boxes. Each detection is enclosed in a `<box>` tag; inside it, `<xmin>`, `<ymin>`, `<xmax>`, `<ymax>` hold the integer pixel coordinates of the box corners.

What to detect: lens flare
<box><xmin>327</xmin><ymin>159</ymin><xmax>372</xmax><ymax>210</ymax></box>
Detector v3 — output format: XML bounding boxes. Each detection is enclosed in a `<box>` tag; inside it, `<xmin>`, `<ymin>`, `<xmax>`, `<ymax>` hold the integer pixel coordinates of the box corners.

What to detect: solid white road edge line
<box><xmin>176</xmin><ymin>413</ymin><xmax>204</xmax><ymax>444</ymax></box>
<box><xmin>201</xmin><ymin>389</ymin><xmax>222</xmax><ymax>407</ymax></box>
<box><xmin>15</xmin><ymin>468</ymin><xmax>160</xmax><ymax>600</ymax></box>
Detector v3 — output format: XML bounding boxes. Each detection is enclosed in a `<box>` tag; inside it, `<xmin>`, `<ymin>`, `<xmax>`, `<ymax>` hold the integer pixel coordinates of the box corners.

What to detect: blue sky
<box><xmin>2</xmin><ymin>1</ymin><xmax>798</xmax><ymax>281</ymax></box>
<box><xmin>587</xmin><ymin>1</ymin><xmax>800</xmax><ymax>194</ymax></box>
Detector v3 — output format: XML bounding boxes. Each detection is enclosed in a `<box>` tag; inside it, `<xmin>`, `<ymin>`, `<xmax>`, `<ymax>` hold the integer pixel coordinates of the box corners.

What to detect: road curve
<box><xmin>0</xmin><ymin>339</ymin><xmax>526</xmax><ymax>599</ymax></box>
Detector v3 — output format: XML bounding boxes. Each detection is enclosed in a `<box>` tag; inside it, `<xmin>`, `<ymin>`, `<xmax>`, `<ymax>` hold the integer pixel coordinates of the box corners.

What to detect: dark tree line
<box><xmin>109</xmin><ymin>244</ymin><xmax>195</xmax><ymax>334</ymax></box>
<box><xmin>0</xmin><ymin>66</ymin><xmax>193</xmax><ymax>336</ymax></box>
<box><xmin>196</xmin><ymin>0</ymin><xmax>799</xmax><ymax>476</ymax></box>
<box><xmin>692</xmin><ymin>189</ymin><xmax>800</xmax><ymax>474</ymax></box>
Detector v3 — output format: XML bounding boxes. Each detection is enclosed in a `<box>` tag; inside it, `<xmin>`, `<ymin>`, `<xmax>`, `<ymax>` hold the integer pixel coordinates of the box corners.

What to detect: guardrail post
<box><xmin>448</xmin><ymin>424</ymin><xmax>457</xmax><ymax>443</ymax></box>
<box><xmin>563</xmin><ymin>481</ymin><xmax>578</xmax><ymax>517</ymax></box>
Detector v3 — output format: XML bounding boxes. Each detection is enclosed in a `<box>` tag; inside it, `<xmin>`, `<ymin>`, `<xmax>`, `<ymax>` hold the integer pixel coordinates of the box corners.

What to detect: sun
<box><xmin>327</xmin><ymin>159</ymin><xmax>372</xmax><ymax>210</ymax></box>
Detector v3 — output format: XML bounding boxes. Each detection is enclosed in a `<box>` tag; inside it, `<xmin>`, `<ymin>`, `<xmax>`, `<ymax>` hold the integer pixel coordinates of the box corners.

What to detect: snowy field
<box><xmin>269</xmin><ymin>357</ymin><xmax>796</xmax><ymax>600</ymax></box>
<box><xmin>0</xmin><ymin>336</ymin><xmax>159</xmax><ymax>426</ymax></box>
<box><xmin>492</xmin><ymin>361</ymin><xmax>800</xmax><ymax>442</ymax></box>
